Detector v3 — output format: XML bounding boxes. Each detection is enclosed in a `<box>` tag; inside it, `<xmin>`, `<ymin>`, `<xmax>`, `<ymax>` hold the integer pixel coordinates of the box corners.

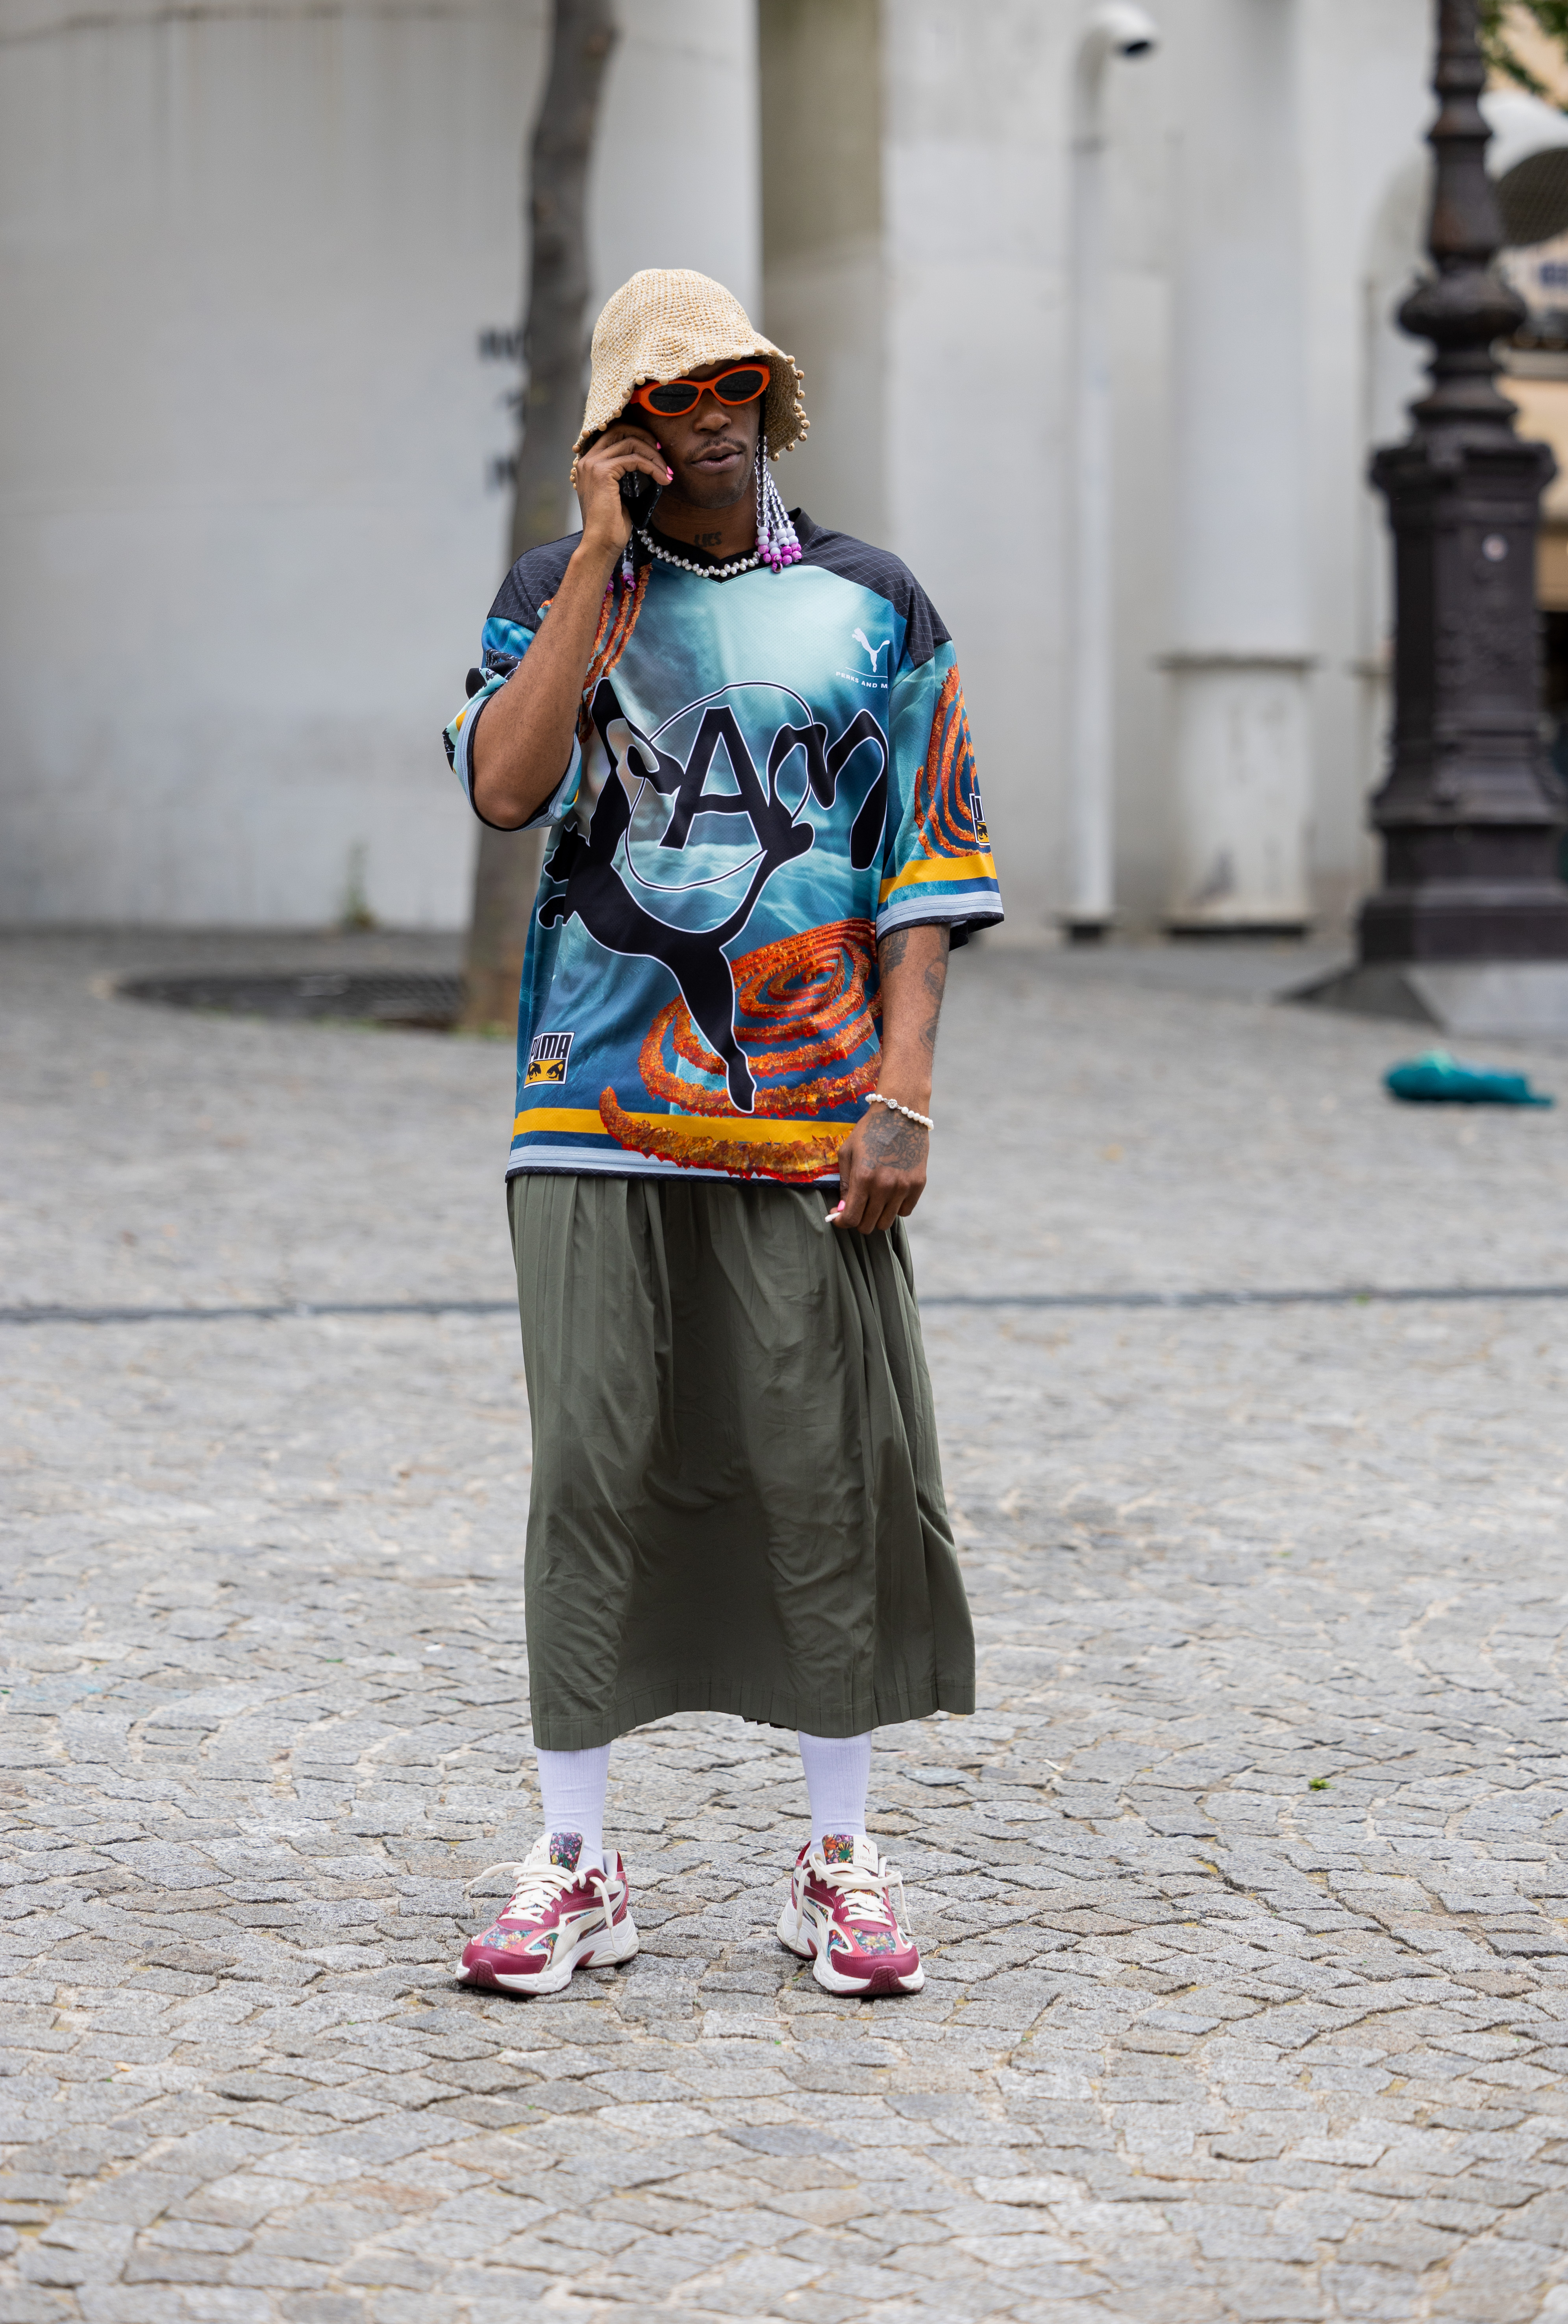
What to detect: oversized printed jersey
<box><xmin>444</xmin><ymin>513</ymin><xmax>1003</xmax><ymax>1184</ymax></box>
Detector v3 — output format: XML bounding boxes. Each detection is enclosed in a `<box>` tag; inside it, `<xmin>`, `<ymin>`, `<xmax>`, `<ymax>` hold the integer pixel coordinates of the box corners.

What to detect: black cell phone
<box><xmin>619</xmin><ymin>468</ymin><xmax>660</xmax><ymax>529</ymax></box>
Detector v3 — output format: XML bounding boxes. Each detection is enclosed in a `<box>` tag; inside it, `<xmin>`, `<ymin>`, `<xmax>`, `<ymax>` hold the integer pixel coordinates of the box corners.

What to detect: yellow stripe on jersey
<box><xmin>879</xmin><ymin>850</ymin><xmax>998</xmax><ymax>902</ymax></box>
<box><xmin>514</xmin><ymin>1106</ymin><xmax>848</xmax><ymax>1146</ymax></box>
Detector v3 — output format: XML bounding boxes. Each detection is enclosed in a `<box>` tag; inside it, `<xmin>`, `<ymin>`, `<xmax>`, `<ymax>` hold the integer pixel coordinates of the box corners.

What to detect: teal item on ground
<box><xmin>1385</xmin><ymin>1049</ymin><xmax>1554</xmax><ymax>1107</ymax></box>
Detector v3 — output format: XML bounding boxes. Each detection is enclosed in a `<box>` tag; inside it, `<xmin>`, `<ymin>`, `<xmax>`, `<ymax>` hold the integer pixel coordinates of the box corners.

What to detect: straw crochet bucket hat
<box><xmin>571</xmin><ymin>268</ymin><xmax>807</xmax><ymax>484</ymax></box>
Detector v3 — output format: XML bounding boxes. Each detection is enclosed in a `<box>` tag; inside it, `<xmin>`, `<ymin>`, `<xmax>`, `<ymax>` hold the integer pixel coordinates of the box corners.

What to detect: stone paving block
<box><xmin>0</xmin><ymin>2293</ymin><xmax>74</xmax><ymax>2324</ymax></box>
<box><xmin>122</xmin><ymin>2247</ymin><xmax>230</xmax><ymax>2284</ymax></box>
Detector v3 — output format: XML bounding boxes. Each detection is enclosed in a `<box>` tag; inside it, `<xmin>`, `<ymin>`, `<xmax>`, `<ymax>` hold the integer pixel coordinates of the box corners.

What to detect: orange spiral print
<box><xmin>636</xmin><ymin>920</ymin><xmax>881</xmax><ymax>1118</ymax></box>
<box><xmin>597</xmin><ymin>1094</ymin><xmax>847</xmax><ymax>1183</ymax></box>
<box><xmin>915</xmin><ymin>667</ymin><xmax>985</xmax><ymax>860</ymax></box>
<box><xmin>600</xmin><ymin>921</ymin><xmax>881</xmax><ymax>1180</ymax></box>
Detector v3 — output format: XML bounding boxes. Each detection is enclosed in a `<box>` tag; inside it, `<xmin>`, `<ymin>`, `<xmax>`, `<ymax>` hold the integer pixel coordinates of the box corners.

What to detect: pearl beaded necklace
<box><xmin>636</xmin><ymin>529</ymin><xmax>763</xmax><ymax>582</ymax></box>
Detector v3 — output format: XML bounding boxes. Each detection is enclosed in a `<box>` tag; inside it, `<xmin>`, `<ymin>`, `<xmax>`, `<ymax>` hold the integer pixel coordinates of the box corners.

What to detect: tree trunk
<box><xmin>461</xmin><ymin>0</ymin><xmax>618</xmax><ymax>1033</ymax></box>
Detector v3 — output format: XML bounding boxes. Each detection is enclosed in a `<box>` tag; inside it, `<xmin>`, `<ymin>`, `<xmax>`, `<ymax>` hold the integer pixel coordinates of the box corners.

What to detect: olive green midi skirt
<box><xmin>508</xmin><ymin>1172</ymin><xmax>974</xmax><ymax>1750</ymax></box>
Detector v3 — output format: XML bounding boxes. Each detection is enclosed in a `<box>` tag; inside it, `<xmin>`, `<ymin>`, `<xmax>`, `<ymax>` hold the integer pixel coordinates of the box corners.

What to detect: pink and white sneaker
<box><xmin>454</xmin><ymin>1831</ymin><xmax>638</xmax><ymax>1996</ymax></box>
<box><xmin>776</xmin><ymin>1832</ymin><xmax>925</xmax><ymax>1996</ymax></box>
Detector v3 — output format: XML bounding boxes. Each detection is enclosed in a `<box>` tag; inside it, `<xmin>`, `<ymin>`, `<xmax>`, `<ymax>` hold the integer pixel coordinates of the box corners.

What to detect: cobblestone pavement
<box><xmin>5</xmin><ymin>931</ymin><xmax>1568</xmax><ymax>2324</ymax></box>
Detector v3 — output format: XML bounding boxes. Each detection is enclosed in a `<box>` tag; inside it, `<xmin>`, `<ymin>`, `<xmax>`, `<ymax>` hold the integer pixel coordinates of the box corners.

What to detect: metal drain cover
<box><xmin>117</xmin><ymin>970</ymin><xmax>464</xmax><ymax>1030</ymax></box>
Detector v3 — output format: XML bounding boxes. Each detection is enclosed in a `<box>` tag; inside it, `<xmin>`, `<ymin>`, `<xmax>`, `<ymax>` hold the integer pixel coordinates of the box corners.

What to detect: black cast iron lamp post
<box><xmin>1363</xmin><ymin>0</ymin><xmax>1568</xmax><ymax>962</ymax></box>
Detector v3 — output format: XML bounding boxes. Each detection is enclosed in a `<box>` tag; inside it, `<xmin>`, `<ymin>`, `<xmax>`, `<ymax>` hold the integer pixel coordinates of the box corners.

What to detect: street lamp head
<box><xmin>1086</xmin><ymin>2</ymin><xmax>1159</xmax><ymax>61</ymax></box>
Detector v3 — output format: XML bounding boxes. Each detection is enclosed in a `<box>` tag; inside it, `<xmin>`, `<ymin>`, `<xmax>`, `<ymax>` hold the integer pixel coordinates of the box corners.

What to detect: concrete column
<box><xmin>1066</xmin><ymin>2</ymin><xmax>1160</xmax><ymax>938</ymax></box>
<box><xmin>1166</xmin><ymin>0</ymin><xmax>1313</xmax><ymax>931</ymax></box>
<box><xmin>758</xmin><ymin>0</ymin><xmax>885</xmax><ymax>542</ymax></box>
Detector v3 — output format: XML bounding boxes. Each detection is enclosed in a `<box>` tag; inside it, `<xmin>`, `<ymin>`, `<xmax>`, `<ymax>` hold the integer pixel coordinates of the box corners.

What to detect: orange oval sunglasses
<box><xmin>629</xmin><ymin>362</ymin><xmax>771</xmax><ymax>419</ymax></box>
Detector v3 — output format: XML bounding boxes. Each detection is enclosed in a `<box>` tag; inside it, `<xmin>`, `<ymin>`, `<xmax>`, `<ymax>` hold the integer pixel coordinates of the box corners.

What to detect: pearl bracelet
<box><xmin>866</xmin><ymin>1091</ymin><xmax>934</xmax><ymax>1130</ymax></box>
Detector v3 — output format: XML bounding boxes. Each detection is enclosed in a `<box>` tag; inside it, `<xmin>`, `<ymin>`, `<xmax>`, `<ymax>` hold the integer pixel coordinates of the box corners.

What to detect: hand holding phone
<box><xmin>574</xmin><ymin>424</ymin><xmax>667</xmax><ymax>565</ymax></box>
<box><xmin>619</xmin><ymin>468</ymin><xmax>661</xmax><ymax>530</ymax></box>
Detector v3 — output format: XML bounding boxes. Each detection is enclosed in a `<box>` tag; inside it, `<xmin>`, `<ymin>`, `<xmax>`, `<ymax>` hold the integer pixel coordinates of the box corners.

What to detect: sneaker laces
<box><xmin>465</xmin><ymin>1858</ymin><xmax>611</xmax><ymax>1918</ymax></box>
<box><xmin>816</xmin><ymin>1851</ymin><xmax>910</xmax><ymax>1937</ymax></box>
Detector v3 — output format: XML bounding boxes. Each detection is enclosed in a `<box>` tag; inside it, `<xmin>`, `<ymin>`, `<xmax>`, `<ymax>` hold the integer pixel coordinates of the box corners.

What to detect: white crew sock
<box><xmin>797</xmin><ymin>1730</ymin><xmax>872</xmax><ymax>1850</ymax></box>
<box><xmin>535</xmin><ymin>1744</ymin><xmax>610</xmax><ymax>1874</ymax></box>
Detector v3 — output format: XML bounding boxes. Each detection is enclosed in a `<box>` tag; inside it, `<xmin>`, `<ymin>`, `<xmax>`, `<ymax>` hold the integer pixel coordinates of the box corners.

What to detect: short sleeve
<box><xmin>443</xmin><ymin>614</ymin><xmax>583</xmax><ymax>830</ymax></box>
<box><xmin>442</xmin><ymin>538</ymin><xmax>587</xmax><ymax>828</ymax></box>
<box><xmin>877</xmin><ymin>639</ymin><xmax>1003</xmax><ymax>939</ymax></box>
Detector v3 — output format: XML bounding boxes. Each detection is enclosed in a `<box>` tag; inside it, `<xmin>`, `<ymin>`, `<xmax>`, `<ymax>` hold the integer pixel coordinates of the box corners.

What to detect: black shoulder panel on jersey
<box><xmin>792</xmin><ymin>511</ymin><xmax>952</xmax><ymax>669</ymax></box>
<box><xmin>488</xmin><ymin>533</ymin><xmax>581</xmax><ymax>631</ymax></box>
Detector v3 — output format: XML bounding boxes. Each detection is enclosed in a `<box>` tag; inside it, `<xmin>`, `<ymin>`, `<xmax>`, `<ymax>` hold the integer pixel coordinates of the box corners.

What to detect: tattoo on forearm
<box><xmin>877</xmin><ymin>922</ymin><xmax>950</xmax><ymax>1058</ymax></box>
<box><xmin>862</xmin><ymin>1107</ymin><xmax>926</xmax><ymax>1169</ymax></box>
<box><xmin>920</xmin><ymin>951</ymin><xmax>947</xmax><ymax>1054</ymax></box>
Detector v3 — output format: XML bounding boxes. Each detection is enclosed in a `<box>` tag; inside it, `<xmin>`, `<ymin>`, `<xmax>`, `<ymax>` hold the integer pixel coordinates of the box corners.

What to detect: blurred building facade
<box><xmin>0</xmin><ymin>0</ymin><xmax>757</xmax><ymax>930</ymax></box>
<box><xmin>2</xmin><ymin>0</ymin><xmax>1565</xmax><ymax>937</ymax></box>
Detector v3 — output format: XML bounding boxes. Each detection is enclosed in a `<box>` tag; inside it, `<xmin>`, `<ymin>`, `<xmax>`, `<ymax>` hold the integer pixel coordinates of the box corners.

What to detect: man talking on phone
<box><xmin>444</xmin><ymin>269</ymin><xmax>1002</xmax><ymax>1999</ymax></box>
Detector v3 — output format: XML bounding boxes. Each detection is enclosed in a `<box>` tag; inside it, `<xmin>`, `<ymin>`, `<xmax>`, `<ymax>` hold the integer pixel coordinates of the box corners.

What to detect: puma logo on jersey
<box><xmin>852</xmin><ymin>628</ymin><xmax>887</xmax><ymax>669</ymax></box>
<box><xmin>526</xmin><ymin>1031</ymin><xmax>574</xmax><ymax>1085</ymax></box>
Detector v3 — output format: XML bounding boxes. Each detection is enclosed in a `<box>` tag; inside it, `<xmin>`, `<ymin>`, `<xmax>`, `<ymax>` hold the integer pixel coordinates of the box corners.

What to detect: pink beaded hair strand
<box><xmin>754</xmin><ymin>430</ymin><xmax>802</xmax><ymax>572</ymax></box>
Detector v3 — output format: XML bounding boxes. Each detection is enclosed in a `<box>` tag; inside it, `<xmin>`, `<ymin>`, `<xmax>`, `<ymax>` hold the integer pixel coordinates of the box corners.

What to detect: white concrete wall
<box><xmin>0</xmin><ymin>0</ymin><xmax>758</xmax><ymax>928</ymax></box>
<box><xmin>792</xmin><ymin>0</ymin><xmax>1427</xmax><ymax>942</ymax></box>
<box><xmin>593</xmin><ymin>0</ymin><xmax>760</xmax><ymax>325</ymax></box>
<box><xmin>1163</xmin><ymin>0</ymin><xmax>1316</xmax><ymax>931</ymax></box>
<box><xmin>870</xmin><ymin>0</ymin><xmax>1430</xmax><ymax>940</ymax></box>
<box><xmin>879</xmin><ymin>0</ymin><xmax>1074</xmax><ymax>941</ymax></box>
<box><xmin>1101</xmin><ymin>29</ymin><xmax>1177</xmax><ymax>929</ymax></box>
<box><xmin>1297</xmin><ymin>0</ymin><xmax>1430</xmax><ymax>927</ymax></box>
